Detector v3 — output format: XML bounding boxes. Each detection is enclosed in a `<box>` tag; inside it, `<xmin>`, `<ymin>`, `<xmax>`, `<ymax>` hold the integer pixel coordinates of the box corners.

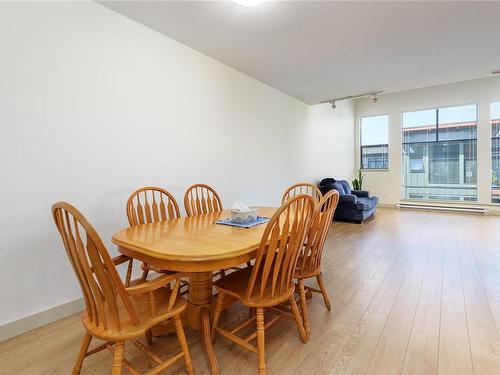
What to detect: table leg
<box><xmin>188</xmin><ymin>272</ymin><xmax>220</xmax><ymax>375</ymax></box>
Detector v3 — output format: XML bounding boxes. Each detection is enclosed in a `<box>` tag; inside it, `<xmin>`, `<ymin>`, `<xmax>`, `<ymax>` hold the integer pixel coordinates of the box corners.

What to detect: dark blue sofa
<box><xmin>319</xmin><ymin>179</ymin><xmax>378</xmax><ymax>223</ymax></box>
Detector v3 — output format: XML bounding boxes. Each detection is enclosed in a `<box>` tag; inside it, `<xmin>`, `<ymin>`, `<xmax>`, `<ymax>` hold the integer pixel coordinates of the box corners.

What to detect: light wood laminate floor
<box><xmin>3</xmin><ymin>208</ymin><xmax>500</xmax><ymax>374</ymax></box>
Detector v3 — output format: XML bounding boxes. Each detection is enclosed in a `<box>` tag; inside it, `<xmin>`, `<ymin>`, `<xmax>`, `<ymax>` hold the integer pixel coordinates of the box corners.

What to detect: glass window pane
<box><xmin>402</xmin><ymin>109</ymin><xmax>437</xmax><ymax>128</ymax></box>
<box><xmin>402</xmin><ymin>109</ymin><xmax>437</xmax><ymax>144</ymax></box>
<box><xmin>492</xmin><ymin>102</ymin><xmax>500</xmax><ymax>203</ymax></box>
<box><xmin>402</xmin><ymin>104</ymin><xmax>477</xmax><ymax>202</ymax></box>
<box><xmin>429</xmin><ymin>143</ymin><xmax>460</xmax><ymax>184</ymax></box>
<box><xmin>361</xmin><ymin>115</ymin><xmax>388</xmax><ymax>145</ymax></box>
<box><xmin>410</xmin><ymin>158</ymin><xmax>424</xmax><ymax>172</ymax></box>
<box><xmin>438</xmin><ymin>104</ymin><xmax>477</xmax><ymax>142</ymax></box>
<box><xmin>464</xmin><ymin>142</ymin><xmax>477</xmax><ymax>185</ymax></box>
<box><xmin>360</xmin><ymin>115</ymin><xmax>389</xmax><ymax>170</ymax></box>
<box><xmin>439</xmin><ymin>104</ymin><xmax>477</xmax><ymax>124</ymax></box>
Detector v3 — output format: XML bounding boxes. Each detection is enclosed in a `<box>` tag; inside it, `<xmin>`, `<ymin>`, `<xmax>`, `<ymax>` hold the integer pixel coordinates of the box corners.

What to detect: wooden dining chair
<box><xmin>183</xmin><ymin>183</ymin><xmax>223</xmax><ymax>216</ymax></box>
<box><xmin>183</xmin><ymin>183</ymin><xmax>235</xmax><ymax>277</ymax></box>
<box><xmin>294</xmin><ymin>189</ymin><xmax>339</xmax><ymax>339</ymax></box>
<box><xmin>281</xmin><ymin>182</ymin><xmax>322</xmax><ymax>204</ymax></box>
<box><xmin>52</xmin><ymin>202</ymin><xmax>194</xmax><ymax>375</ymax></box>
<box><xmin>211</xmin><ymin>194</ymin><xmax>315</xmax><ymax>375</ymax></box>
<box><xmin>126</xmin><ymin>187</ymin><xmax>181</xmax><ymax>281</ymax></box>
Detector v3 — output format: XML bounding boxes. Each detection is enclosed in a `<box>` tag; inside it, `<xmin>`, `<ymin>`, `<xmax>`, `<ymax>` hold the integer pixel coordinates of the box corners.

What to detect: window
<box><xmin>410</xmin><ymin>158</ymin><xmax>424</xmax><ymax>172</ymax></box>
<box><xmin>428</xmin><ymin>143</ymin><xmax>460</xmax><ymax>184</ymax></box>
<box><xmin>492</xmin><ymin>102</ymin><xmax>500</xmax><ymax>203</ymax></box>
<box><xmin>402</xmin><ymin>104</ymin><xmax>477</xmax><ymax>201</ymax></box>
<box><xmin>360</xmin><ymin>115</ymin><xmax>389</xmax><ymax>170</ymax></box>
<box><xmin>408</xmin><ymin>144</ymin><xmax>425</xmax><ymax>172</ymax></box>
<box><xmin>463</xmin><ymin>142</ymin><xmax>477</xmax><ymax>185</ymax></box>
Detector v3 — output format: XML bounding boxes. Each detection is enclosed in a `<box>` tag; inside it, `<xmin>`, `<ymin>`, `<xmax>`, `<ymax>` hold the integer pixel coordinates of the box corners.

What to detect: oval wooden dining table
<box><xmin>112</xmin><ymin>207</ymin><xmax>277</xmax><ymax>375</ymax></box>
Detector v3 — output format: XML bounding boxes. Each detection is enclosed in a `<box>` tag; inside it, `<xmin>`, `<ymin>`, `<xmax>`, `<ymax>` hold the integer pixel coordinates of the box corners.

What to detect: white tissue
<box><xmin>231</xmin><ymin>200</ymin><xmax>250</xmax><ymax>211</ymax></box>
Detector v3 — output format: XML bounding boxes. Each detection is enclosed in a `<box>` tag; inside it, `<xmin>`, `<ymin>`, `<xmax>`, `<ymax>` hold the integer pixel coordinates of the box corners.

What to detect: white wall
<box><xmin>0</xmin><ymin>2</ymin><xmax>354</xmax><ymax>328</ymax></box>
<box><xmin>290</xmin><ymin>101</ymin><xmax>355</xmax><ymax>184</ymax></box>
<box><xmin>355</xmin><ymin>77</ymin><xmax>500</xmax><ymax>205</ymax></box>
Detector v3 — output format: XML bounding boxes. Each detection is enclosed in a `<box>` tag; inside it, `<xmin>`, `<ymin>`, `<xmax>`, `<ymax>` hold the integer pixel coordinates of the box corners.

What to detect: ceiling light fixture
<box><xmin>233</xmin><ymin>0</ymin><xmax>266</xmax><ymax>7</ymax></box>
<box><xmin>321</xmin><ymin>91</ymin><xmax>383</xmax><ymax>110</ymax></box>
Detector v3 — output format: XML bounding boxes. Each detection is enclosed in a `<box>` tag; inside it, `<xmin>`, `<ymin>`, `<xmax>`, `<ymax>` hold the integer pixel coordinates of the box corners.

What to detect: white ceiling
<box><xmin>100</xmin><ymin>1</ymin><xmax>500</xmax><ymax>104</ymax></box>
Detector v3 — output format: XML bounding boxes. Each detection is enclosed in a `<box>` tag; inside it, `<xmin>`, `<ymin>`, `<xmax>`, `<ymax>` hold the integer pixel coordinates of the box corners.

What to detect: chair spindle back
<box><xmin>183</xmin><ymin>184</ymin><xmax>223</xmax><ymax>216</ymax></box>
<box><xmin>297</xmin><ymin>190</ymin><xmax>339</xmax><ymax>277</ymax></box>
<box><xmin>247</xmin><ymin>194</ymin><xmax>315</xmax><ymax>301</ymax></box>
<box><xmin>282</xmin><ymin>182</ymin><xmax>322</xmax><ymax>204</ymax></box>
<box><xmin>52</xmin><ymin>202</ymin><xmax>140</xmax><ymax>331</ymax></box>
<box><xmin>126</xmin><ymin>187</ymin><xmax>180</xmax><ymax>226</ymax></box>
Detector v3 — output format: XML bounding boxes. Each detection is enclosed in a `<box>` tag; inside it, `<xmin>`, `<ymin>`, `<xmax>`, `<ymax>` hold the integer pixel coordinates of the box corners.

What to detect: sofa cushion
<box><xmin>331</xmin><ymin>182</ymin><xmax>345</xmax><ymax>195</ymax></box>
<box><xmin>339</xmin><ymin>180</ymin><xmax>352</xmax><ymax>195</ymax></box>
<box><xmin>354</xmin><ymin>197</ymin><xmax>377</xmax><ymax>211</ymax></box>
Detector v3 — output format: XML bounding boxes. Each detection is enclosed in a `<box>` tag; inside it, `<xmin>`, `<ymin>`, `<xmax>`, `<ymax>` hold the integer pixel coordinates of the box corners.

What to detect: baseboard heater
<box><xmin>396</xmin><ymin>202</ymin><xmax>488</xmax><ymax>214</ymax></box>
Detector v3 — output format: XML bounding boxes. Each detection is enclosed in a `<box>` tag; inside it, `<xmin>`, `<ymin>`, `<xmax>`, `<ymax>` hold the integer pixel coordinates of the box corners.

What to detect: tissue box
<box><xmin>231</xmin><ymin>208</ymin><xmax>259</xmax><ymax>224</ymax></box>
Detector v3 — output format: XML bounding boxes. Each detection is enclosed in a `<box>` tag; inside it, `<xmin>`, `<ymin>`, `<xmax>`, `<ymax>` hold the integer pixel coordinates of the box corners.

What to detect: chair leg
<box><xmin>72</xmin><ymin>333</ymin><xmax>92</xmax><ymax>374</ymax></box>
<box><xmin>145</xmin><ymin>329</ymin><xmax>153</xmax><ymax>346</ymax></box>
<box><xmin>211</xmin><ymin>292</ymin><xmax>225</xmax><ymax>341</ymax></box>
<box><xmin>111</xmin><ymin>342</ymin><xmax>124</xmax><ymax>375</ymax></box>
<box><xmin>298</xmin><ymin>279</ymin><xmax>310</xmax><ymax>339</ymax></box>
<box><xmin>256</xmin><ymin>307</ymin><xmax>266</xmax><ymax>375</ymax></box>
<box><xmin>289</xmin><ymin>296</ymin><xmax>308</xmax><ymax>343</ymax></box>
<box><xmin>174</xmin><ymin>315</ymin><xmax>194</xmax><ymax>375</ymax></box>
<box><xmin>125</xmin><ymin>260</ymin><xmax>133</xmax><ymax>287</ymax></box>
<box><xmin>316</xmin><ymin>273</ymin><xmax>331</xmax><ymax>311</ymax></box>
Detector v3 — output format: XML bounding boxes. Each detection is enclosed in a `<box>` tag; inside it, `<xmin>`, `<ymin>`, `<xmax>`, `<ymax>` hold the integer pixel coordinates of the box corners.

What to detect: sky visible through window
<box><xmin>361</xmin><ymin>115</ymin><xmax>388</xmax><ymax>145</ymax></box>
<box><xmin>403</xmin><ymin>104</ymin><xmax>477</xmax><ymax>128</ymax></box>
<box><xmin>402</xmin><ymin>109</ymin><xmax>436</xmax><ymax>128</ymax></box>
<box><xmin>362</xmin><ymin>104</ymin><xmax>489</xmax><ymax>146</ymax></box>
<box><xmin>492</xmin><ymin>102</ymin><xmax>500</xmax><ymax>120</ymax></box>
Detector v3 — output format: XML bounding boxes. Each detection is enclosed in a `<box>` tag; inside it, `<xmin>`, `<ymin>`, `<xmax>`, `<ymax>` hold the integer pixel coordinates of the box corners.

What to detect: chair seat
<box><xmin>83</xmin><ymin>282</ymin><xmax>186</xmax><ymax>341</ymax></box>
<box><xmin>214</xmin><ymin>267</ymin><xmax>294</xmax><ymax>308</ymax></box>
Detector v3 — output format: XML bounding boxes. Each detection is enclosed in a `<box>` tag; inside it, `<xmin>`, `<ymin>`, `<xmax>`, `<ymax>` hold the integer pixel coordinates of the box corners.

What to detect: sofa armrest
<box><xmin>352</xmin><ymin>190</ymin><xmax>369</xmax><ymax>198</ymax></box>
<box><xmin>339</xmin><ymin>194</ymin><xmax>357</xmax><ymax>205</ymax></box>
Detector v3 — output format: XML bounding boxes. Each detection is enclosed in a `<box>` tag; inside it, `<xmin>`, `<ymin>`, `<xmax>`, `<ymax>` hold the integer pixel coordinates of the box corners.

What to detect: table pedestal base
<box><xmin>149</xmin><ymin>272</ymin><xmax>220</xmax><ymax>374</ymax></box>
<box><xmin>188</xmin><ymin>272</ymin><xmax>219</xmax><ymax>374</ymax></box>
<box><xmin>201</xmin><ymin>307</ymin><xmax>219</xmax><ymax>374</ymax></box>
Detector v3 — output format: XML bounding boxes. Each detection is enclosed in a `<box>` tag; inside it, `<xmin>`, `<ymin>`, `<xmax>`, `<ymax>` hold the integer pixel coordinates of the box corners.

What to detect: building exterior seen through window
<box><xmin>491</xmin><ymin>102</ymin><xmax>500</xmax><ymax>203</ymax></box>
<box><xmin>360</xmin><ymin>115</ymin><xmax>389</xmax><ymax>170</ymax></box>
<box><xmin>402</xmin><ymin>104</ymin><xmax>477</xmax><ymax>202</ymax></box>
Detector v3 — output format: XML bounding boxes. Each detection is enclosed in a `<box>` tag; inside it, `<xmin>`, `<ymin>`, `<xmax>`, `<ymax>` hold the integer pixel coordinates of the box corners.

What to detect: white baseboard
<box><xmin>0</xmin><ymin>298</ymin><xmax>83</xmax><ymax>342</ymax></box>
<box><xmin>375</xmin><ymin>202</ymin><xmax>500</xmax><ymax>215</ymax></box>
<box><xmin>396</xmin><ymin>202</ymin><xmax>487</xmax><ymax>214</ymax></box>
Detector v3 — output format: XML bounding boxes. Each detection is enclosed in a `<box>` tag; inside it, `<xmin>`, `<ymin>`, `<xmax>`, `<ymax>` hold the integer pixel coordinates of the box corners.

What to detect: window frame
<box><xmin>359</xmin><ymin>113</ymin><xmax>390</xmax><ymax>171</ymax></box>
<box><xmin>491</xmin><ymin>100</ymin><xmax>500</xmax><ymax>204</ymax></box>
<box><xmin>401</xmin><ymin>102</ymin><xmax>478</xmax><ymax>202</ymax></box>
